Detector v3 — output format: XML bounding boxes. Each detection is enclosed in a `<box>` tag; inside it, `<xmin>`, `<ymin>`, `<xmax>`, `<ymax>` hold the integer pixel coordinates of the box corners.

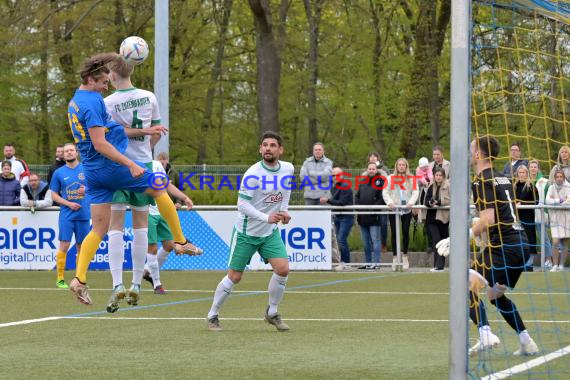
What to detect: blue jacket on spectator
<box><xmin>0</xmin><ymin>173</ymin><xmax>21</xmax><ymax>206</ymax></box>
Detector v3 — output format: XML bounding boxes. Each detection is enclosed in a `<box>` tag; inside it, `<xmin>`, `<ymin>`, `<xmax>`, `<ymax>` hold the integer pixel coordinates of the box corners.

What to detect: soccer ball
<box><xmin>119</xmin><ymin>36</ymin><xmax>149</xmax><ymax>65</ymax></box>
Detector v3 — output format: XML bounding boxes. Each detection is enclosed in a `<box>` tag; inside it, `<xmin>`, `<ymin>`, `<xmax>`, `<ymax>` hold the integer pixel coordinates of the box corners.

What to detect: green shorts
<box><xmin>112</xmin><ymin>162</ymin><xmax>155</xmax><ymax>207</ymax></box>
<box><xmin>148</xmin><ymin>214</ymin><xmax>174</xmax><ymax>245</ymax></box>
<box><xmin>228</xmin><ymin>228</ymin><xmax>288</xmax><ymax>271</ymax></box>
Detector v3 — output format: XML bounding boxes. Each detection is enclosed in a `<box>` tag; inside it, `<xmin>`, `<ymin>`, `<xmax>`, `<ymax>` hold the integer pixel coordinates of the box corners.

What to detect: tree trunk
<box><xmin>303</xmin><ymin>0</ymin><xmax>323</xmax><ymax>154</ymax></box>
<box><xmin>38</xmin><ymin>28</ymin><xmax>50</xmax><ymax>162</ymax></box>
<box><xmin>370</xmin><ymin>1</ymin><xmax>385</xmax><ymax>153</ymax></box>
<box><xmin>197</xmin><ymin>0</ymin><xmax>233</xmax><ymax>163</ymax></box>
<box><xmin>400</xmin><ymin>0</ymin><xmax>450</xmax><ymax>157</ymax></box>
<box><xmin>248</xmin><ymin>0</ymin><xmax>288</xmax><ymax>135</ymax></box>
<box><xmin>51</xmin><ymin>0</ymin><xmax>75</xmax><ymax>141</ymax></box>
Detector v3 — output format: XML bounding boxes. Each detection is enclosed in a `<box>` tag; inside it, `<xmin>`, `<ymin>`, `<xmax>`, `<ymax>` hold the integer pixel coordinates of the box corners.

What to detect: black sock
<box><xmin>491</xmin><ymin>295</ymin><xmax>526</xmax><ymax>333</ymax></box>
<box><xmin>469</xmin><ymin>291</ymin><xmax>489</xmax><ymax>327</ymax></box>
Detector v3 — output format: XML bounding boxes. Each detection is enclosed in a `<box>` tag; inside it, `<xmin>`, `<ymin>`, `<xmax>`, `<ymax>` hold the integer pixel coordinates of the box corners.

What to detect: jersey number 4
<box><xmin>130</xmin><ymin>110</ymin><xmax>144</xmax><ymax>142</ymax></box>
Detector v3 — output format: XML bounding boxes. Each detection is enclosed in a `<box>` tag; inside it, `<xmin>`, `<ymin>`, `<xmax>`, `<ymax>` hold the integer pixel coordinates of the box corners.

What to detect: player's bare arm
<box><xmin>472</xmin><ymin>208</ymin><xmax>495</xmax><ymax>237</ymax></box>
<box><xmin>89</xmin><ymin>127</ymin><xmax>143</xmax><ymax>177</ymax></box>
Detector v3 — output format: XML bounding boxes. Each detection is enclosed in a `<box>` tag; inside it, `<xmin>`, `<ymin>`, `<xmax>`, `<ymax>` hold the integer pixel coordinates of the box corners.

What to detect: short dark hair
<box><xmin>2</xmin><ymin>160</ymin><xmax>11</xmax><ymax>168</ymax></box>
<box><xmin>4</xmin><ymin>143</ymin><xmax>14</xmax><ymax>148</ymax></box>
<box><xmin>433</xmin><ymin>167</ymin><xmax>446</xmax><ymax>177</ymax></box>
<box><xmin>433</xmin><ymin>145</ymin><xmax>443</xmax><ymax>153</ymax></box>
<box><xmin>367</xmin><ymin>151</ymin><xmax>380</xmax><ymax>160</ymax></box>
<box><xmin>510</xmin><ymin>142</ymin><xmax>521</xmax><ymax>149</ymax></box>
<box><xmin>56</xmin><ymin>144</ymin><xmax>64</xmax><ymax>149</ymax></box>
<box><xmin>29</xmin><ymin>172</ymin><xmax>40</xmax><ymax>180</ymax></box>
<box><xmin>476</xmin><ymin>135</ymin><xmax>500</xmax><ymax>159</ymax></box>
<box><xmin>261</xmin><ymin>131</ymin><xmax>283</xmax><ymax>146</ymax></box>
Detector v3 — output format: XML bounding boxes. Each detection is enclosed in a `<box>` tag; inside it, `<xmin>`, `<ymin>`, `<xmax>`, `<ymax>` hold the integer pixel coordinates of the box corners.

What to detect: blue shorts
<box><xmin>59</xmin><ymin>219</ymin><xmax>91</xmax><ymax>243</ymax></box>
<box><xmin>84</xmin><ymin>162</ymin><xmax>152</xmax><ymax>204</ymax></box>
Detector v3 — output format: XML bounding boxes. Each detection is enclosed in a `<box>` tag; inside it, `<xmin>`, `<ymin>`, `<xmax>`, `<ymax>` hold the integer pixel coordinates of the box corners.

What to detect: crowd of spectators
<box><xmin>298</xmin><ymin>141</ymin><xmax>570</xmax><ymax>272</ymax></box>
<box><xmin>4</xmin><ymin>140</ymin><xmax>570</xmax><ymax>272</ymax></box>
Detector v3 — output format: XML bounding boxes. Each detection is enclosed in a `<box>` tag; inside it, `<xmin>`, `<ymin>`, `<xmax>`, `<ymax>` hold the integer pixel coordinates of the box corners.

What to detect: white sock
<box><xmin>208</xmin><ymin>275</ymin><xmax>234</xmax><ymax>319</ymax></box>
<box><xmin>108</xmin><ymin>230</ymin><xmax>125</xmax><ymax>287</ymax></box>
<box><xmin>519</xmin><ymin>330</ymin><xmax>531</xmax><ymax>345</ymax></box>
<box><xmin>146</xmin><ymin>253</ymin><xmax>161</xmax><ymax>287</ymax></box>
<box><xmin>267</xmin><ymin>273</ymin><xmax>288</xmax><ymax>316</ymax></box>
<box><xmin>131</xmin><ymin>228</ymin><xmax>148</xmax><ymax>285</ymax></box>
<box><xmin>478</xmin><ymin>325</ymin><xmax>492</xmax><ymax>337</ymax></box>
<box><xmin>157</xmin><ymin>247</ymin><xmax>170</xmax><ymax>268</ymax></box>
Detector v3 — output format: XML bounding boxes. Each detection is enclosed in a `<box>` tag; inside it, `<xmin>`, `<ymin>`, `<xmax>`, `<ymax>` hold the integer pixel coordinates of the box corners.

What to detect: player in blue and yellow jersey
<box><xmin>67</xmin><ymin>53</ymin><xmax>202</xmax><ymax>305</ymax></box>
<box><xmin>50</xmin><ymin>143</ymin><xmax>90</xmax><ymax>289</ymax></box>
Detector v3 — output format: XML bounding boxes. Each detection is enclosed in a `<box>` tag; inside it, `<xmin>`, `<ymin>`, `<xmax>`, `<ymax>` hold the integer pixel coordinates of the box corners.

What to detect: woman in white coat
<box><xmin>545</xmin><ymin>169</ymin><xmax>570</xmax><ymax>271</ymax></box>
<box><xmin>383</xmin><ymin>158</ymin><xmax>419</xmax><ymax>270</ymax></box>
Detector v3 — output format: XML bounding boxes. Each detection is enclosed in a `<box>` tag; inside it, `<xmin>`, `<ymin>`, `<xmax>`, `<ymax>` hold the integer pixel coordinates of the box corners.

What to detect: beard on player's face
<box><xmin>263</xmin><ymin>152</ymin><xmax>277</xmax><ymax>163</ymax></box>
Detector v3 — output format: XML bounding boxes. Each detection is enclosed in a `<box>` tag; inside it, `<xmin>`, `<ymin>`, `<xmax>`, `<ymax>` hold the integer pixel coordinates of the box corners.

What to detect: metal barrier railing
<box><xmin>3</xmin><ymin>203</ymin><xmax>568</xmax><ymax>270</ymax></box>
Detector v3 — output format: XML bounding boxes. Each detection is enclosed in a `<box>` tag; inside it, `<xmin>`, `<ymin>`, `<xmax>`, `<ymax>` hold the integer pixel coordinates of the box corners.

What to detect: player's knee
<box><xmin>228</xmin><ymin>270</ymin><xmax>242</xmax><ymax>284</ymax></box>
<box><xmin>274</xmin><ymin>266</ymin><xmax>289</xmax><ymax>277</ymax></box>
<box><xmin>59</xmin><ymin>242</ymin><xmax>71</xmax><ymax>252</ymax></box>
<box><xmin>163</xmin><ymin>241</ymin><xmax>174</xmax><ymax>252</ymax></box>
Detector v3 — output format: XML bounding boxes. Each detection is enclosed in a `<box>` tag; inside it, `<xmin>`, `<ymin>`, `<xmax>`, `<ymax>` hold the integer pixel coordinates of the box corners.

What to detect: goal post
<box><xmin>452</xmin><ymin>0</ymin><xmax>570</xmax><ymax>378</ymax></box>
<box><xmin>449</xmin><ymin>0</ymin><xmax>471</xmax><ymax>378</ymax></box>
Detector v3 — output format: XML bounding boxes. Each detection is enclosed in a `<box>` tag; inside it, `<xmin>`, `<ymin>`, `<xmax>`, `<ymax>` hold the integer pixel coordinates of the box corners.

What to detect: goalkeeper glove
<box><xmin>436</xmin><ymin>237</ymin><xmax>450</xmax><ymax>257</ymax></box>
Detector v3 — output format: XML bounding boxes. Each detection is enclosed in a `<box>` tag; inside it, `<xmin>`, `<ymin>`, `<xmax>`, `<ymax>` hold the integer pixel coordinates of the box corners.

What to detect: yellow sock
<box><xmin>75</xmin><ymin>231</ymin><xmax>102</xmax><ymax>283</ymax></box>
<box><xmin>56</xmin><ymin>250</ymin><xmax>66</xmax><ymax>281</ymax></box>
<box><xmin>155</xmin><ymin>192</ymin><xmax>185</xmax><ymax>243</ymax></box>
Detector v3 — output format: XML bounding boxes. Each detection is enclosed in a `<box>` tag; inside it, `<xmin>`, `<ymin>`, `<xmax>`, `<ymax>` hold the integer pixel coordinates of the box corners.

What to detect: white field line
<box><xmin>0</xmin><ymin>316</ymin><xmax>63</xmax><ymax>328</ymax></box>
<box><xmin>0</xmin><ymin>287</ymin><xmax>568</xmax><ymax>296</ymax></box>
<box><xmin>2</xmin><ymin>314</ymin><xmax>570</xmax><ymax>329</ymax></box>
<box><xmin>481</xmin><ymin>344</ymin><xmax>570</xmax><ymax>380</ymax></box>
<box><xmin>58</xmin><ymin>317</ymin><xmax>570</xmax><ymax>324</ymax></box>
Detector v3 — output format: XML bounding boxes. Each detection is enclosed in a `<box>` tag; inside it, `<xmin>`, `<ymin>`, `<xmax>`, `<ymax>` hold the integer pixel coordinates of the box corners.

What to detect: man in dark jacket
<box><xmin>0</xmin><ymin>161</ymin><xmax>21</xmax><ymax>206</ymax></box>
<box><xmin>47</xmin><ymin>145</ymin><xmax>65</xmax><ymax>185</ymax></box>
<box><xmin>320</xmin><ymin>167</ymin><xmax>354</xmax><ymax>264</ymax></box>
<box><xmin>355</xmin><ymin>162</ymin><xmax>386</xmax><ymax>268</ymax></box>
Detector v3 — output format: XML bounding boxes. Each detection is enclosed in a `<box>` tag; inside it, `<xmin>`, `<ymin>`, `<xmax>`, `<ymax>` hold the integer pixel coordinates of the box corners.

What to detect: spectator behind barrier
<box><xmin>47</xmin><ymin>144</ymin><xmax>66</xmax><ymax>185</ymax></box>
<box><xmin>383</xmin><ymin>158</ymin><xmax>419</xmax><ymax>271</ymax></box>
<box><xmin>514</xmin><ymin>165</ymin><xmax>538</xmax><ymax>269</ymax></box>
<box><xmin>320</xmin><ymin>167</ymin><xmax>354</xmax><ymax>264</ymax></box>
<box><xmin>548</xmin><ymin>145</ymin><xmax>570</xmax><ymax>184</ymax></box>
<box><xmin>423</xmin><ymin>167</ymin><xmax>450</xmax><ymax>271</ymax></box>
<box><xmin>20</xmin><ymin>172</ymin><xmax>53</xmax><ymax>211</ymax></box>
<box><xmin>364</xmin><ymin>151</ymin><xmax>390</xmax><ymax>252</ymax></box>
<box><xmin>529</xmin><ymin>160</ymin><xmax>553</xmax><ymax>268</ymax></box>
<box><xmin>545</xmin><ymin>169</ymin><xmax>570</xmax><ymax>272</ymax></box>
<box><xmin>3</xmin><ymin>143</ymin><xmax>30</xmax><ymax>186</ymax></box>
<box><xmin>355</xmin><ymin>162</ymin><xmax>386</xmax><ymax>269</ymax></box>
<box><xmin>429</xmin><ymin>145</ymin><xmax>451</xmax><ymax>179</ymax></box>
<box><xmin>503</xmin><ymin>142</ymin><xmax>528</xmax><ymax>178</ymax></box>
<box><xmin>300</xmin><ymin>142</ymin><xmax>333</xmax><ymax>205</ymax></box>
<box><xmin>0</xmin><ymin>160</ymin><xmax>21</xmax><ymax>206</ymax></box>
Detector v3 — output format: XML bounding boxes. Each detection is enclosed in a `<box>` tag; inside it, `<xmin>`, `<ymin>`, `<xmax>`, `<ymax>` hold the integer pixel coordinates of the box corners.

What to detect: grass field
<box><xmin>1</xmin><ymin>270</ymin><xmax>569</xmax><ymax>379</ymax></box>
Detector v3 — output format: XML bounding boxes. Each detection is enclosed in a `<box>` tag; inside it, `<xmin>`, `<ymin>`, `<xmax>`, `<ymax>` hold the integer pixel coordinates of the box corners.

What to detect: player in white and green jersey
<box><xmin>142</xmin><ymin>160</ymin><xmax>178</xmax><ymax>294</ymax></box>
<box><xmin>103</xmin><ymin>60</ymin><xmax>200</xmax><ymax>313</ymax></box>
<box><xmin>207</xmin><ymin>131</ymin><xmax>293</xmax><ymax>332</ymax></box>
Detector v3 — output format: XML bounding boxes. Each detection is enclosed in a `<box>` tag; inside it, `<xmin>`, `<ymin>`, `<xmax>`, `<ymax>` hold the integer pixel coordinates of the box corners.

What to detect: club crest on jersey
<box><xmin>263</xmin><ymin>192</ymin><xmax>283</xmax><ymax>204</ymax></box>
<box><xmin>78</xmin><ymin>173</ymin><xmax>85</xmax><ymax>180</ymax></box>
